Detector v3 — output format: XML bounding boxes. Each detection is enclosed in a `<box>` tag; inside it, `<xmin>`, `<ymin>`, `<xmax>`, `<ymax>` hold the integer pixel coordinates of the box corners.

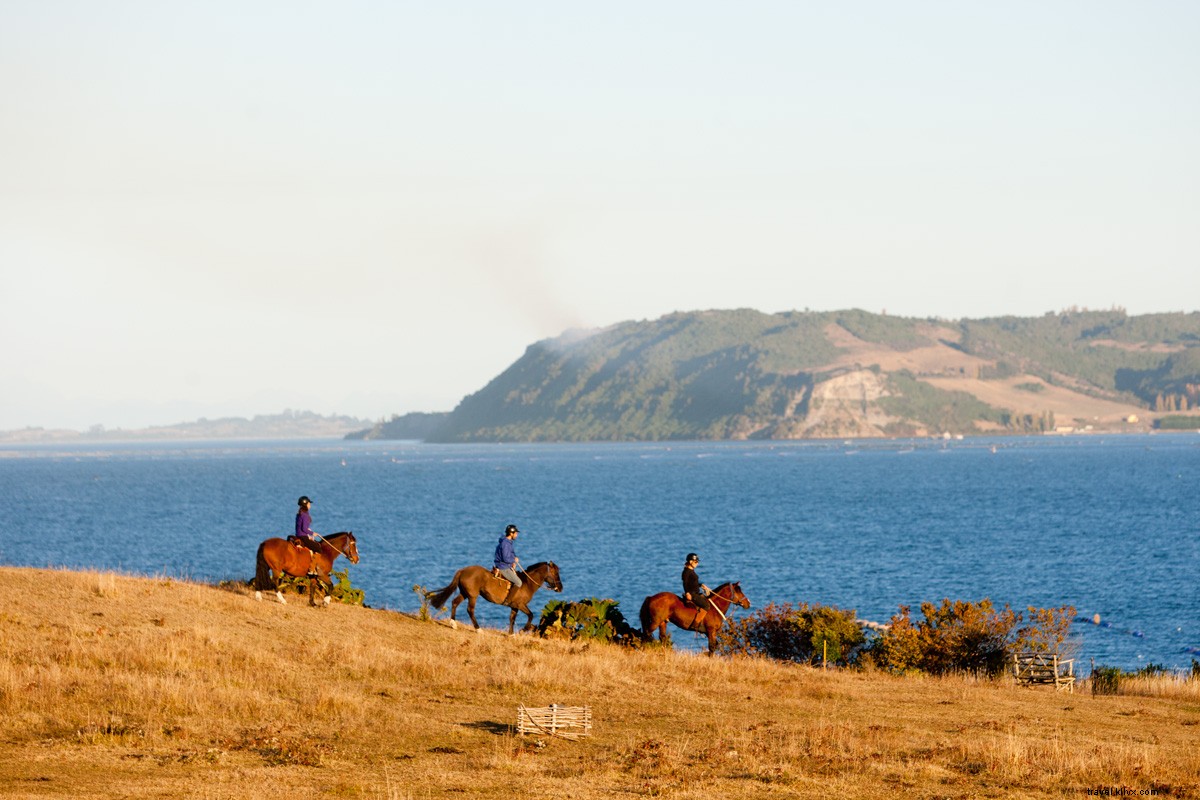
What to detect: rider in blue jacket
<box><xmin>493</xmin><ymin>523</ymin><xmax>522</xmax><ymax>603</ymax></box>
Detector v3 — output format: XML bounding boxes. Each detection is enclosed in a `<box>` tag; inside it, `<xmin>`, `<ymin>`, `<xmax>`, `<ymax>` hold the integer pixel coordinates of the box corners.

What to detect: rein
<box><xmin>699</xmin><ymin>585</ymin><xmax>741</xmax><ymax>625</ymax></box>
<box><xmin>516</xmin><ymin>564</ymin><xmax>549</xmax><ymax>589</ymax></box>
<box><xmin>308</xmin><ymin>534</ymin><xmax>352</xmax><ymax>562</ymax></box>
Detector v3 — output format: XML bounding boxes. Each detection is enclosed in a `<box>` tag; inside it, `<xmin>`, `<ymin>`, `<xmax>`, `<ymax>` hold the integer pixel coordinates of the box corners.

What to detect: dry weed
<box><xmin>0</xmin><ymin>566</ymin><xmax>1197</xmax><ymax>800</ymax></box>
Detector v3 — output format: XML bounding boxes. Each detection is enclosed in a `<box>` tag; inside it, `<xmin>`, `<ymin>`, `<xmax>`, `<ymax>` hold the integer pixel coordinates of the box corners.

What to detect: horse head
<box><xmin>540</xmin><ymin>561</ymin><xmax>563</xmax><ymax>593</ymax></box>
<box><xmin>331</xmin><ymin>531</ymin><xmax>359</xmax><ymax>563</ymax></box>
<box><xmin>728</xmin><ymin>581</ymin><xmax>750</xmax><ymax>609</ymax></box>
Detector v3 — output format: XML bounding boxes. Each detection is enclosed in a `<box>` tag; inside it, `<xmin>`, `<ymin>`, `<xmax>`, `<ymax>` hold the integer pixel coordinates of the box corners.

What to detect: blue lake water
<box><xmin>1</xmin><ymin>434</ymin><xmax>1197</xmax><ymax>672</ymax></box>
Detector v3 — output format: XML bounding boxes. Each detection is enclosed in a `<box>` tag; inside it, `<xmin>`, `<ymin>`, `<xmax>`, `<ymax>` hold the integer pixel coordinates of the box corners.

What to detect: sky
<box><xmin>1</xmin><ymin>2</ymin><xmax>1197</xmax><ymax>431</ymax></box>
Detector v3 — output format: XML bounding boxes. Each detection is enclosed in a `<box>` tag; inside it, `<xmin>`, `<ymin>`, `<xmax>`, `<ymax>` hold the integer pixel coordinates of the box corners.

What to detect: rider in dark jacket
<box><xmin>681</xmin><ymin>552</ymin><xmax>712</xmax><ymax>628</ymax></box>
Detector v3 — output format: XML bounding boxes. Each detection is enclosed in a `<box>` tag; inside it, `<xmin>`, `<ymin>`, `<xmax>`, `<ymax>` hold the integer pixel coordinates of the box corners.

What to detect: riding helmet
<box><xmin>505</xmin><ymin>523</ymin><xmax>520</xmax><ymax>535</ymax></box>
<box><xmin>686</xmin><ymin>553</ymin><xmax>699</xmax><ymax>563</ymax></box>
<box><xmin>298</xmin><ymin>496</ymin><xmax>312</xmax><ymax>506</ymax></box>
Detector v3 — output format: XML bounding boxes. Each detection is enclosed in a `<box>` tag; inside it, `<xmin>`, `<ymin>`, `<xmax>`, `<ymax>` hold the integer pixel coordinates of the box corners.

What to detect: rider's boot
<box><xmin>693</xmin><ymin>609</ymin><xmax>707</xmax><ymax>631</ymax></box>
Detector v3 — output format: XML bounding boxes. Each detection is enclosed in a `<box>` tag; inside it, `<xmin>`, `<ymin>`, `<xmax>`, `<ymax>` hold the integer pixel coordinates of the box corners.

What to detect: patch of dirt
<box><xmin>919</xmin><ymin>375</ymin><xmax>1146</xmax><ymax>425</ymax></box>
<box><xmin>817</xmin><ymin>323</ymin><xmax>992</xmax><ymax>376</ymax></box>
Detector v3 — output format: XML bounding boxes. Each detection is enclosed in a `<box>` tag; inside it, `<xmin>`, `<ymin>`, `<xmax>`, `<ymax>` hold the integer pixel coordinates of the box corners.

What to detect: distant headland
<box><xmin>352</xmin><ymin>307</ymin><xmax>1200</xmax><ymax>443</ymax></box>
<box><xmin>8</xmin><ymin>308</ymin><xmax>1199</xmax><ymax>445</ymax></box>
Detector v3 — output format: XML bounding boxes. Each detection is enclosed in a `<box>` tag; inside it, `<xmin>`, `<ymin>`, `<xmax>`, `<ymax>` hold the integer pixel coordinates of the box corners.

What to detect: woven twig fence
<box><xmin>517</xmin><ymin>704</ymin><xmax>592</xmax><ymax>740</ymax></box>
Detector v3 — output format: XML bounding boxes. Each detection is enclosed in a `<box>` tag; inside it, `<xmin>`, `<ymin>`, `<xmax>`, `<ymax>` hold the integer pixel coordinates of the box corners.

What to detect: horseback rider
<box><xmin>294</xmin><ymin>496</ymin><xmax>324</xmax><ymax>577</ymax></box>
<box><xmin>682</xmin><ymin>552</ymin><xmax>712</xmax><ymax>629</ymax></box>
<box><xmin>492</xmin><ymin>523</ymin><xmax>522</xmax><ymax>604</ymax></box>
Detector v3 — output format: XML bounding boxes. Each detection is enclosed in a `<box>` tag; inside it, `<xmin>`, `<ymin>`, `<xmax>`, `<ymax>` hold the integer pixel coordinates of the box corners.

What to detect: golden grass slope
<box><xmin>1</xmin><ymin>567</ymin><xmax>1197</xmax><ymax>799</ymax></box>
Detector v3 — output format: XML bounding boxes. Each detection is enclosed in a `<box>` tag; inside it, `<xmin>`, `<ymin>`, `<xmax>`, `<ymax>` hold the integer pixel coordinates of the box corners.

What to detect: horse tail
<box><xmin>254</xmin><ymin>542</ymin><xmax>272</xmax><ymax>591</ymax></box>
<box><xmin>426</xmin><ymin>569</ymin><xmax>464</xmax><ymax>609</ymax></box>
<box><xmin>639</xmin><ymin>595</ymin><xmax>654</xmax><ymax>638</ymax></box>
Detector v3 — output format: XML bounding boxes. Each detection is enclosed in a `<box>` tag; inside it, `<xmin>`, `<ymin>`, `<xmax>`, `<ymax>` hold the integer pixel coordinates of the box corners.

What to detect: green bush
<box><xmin>1091</xmin><ymin>665</ymin><xmax>1122</xmax><ymax>695</ymax></box>
<box><xmin>536</xmin><ymin>598</ymin><xmax>641</xmax><ymax>645</ymax></box>
<box><xmin>715</xmin><ymin>602</ymin><xmax>866</xmax><ymax>666</ymax></box>
<box><xmin>1157</xmin><ymin>415</ymin><xmax>1200</xmax><ymax>430</ymax></box>
<box><xmin>276</xmin><ymin>568</ymin><xmax>365</xmax><ymax>606</ymax></box>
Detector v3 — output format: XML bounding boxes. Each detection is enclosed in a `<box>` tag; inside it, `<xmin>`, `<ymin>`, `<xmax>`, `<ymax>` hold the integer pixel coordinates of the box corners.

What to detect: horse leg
<box><xmin>508</xmin><ymin>607</ymin><xmax>519</xmax><ymax>635</ymax></box>
<box><xmin>467</xmin><ymin>596</ymin><xmax>481</xmax><ymax>631</ymax></box>
<box><xmin>309</xmin><ymin>572</ymin><xmax>331</xmax><ymax>607</ymax></box>
<box><xmin>449</xmin><ymin>594</ymin><xmax>464</xmax><ymax>630</ymax></box>
<box><xmin>273</xmin><ymin>569</ymin><xmax>287</xmax><ymax>605</ymax></box>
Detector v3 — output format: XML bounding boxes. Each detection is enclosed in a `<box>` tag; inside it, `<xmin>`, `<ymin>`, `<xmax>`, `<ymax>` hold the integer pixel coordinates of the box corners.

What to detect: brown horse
<box><xmin>426</xmin><ymin>562</ymin><xmax>563</xmax><ymax>634</ymax></box>
<box><xmin>254</xmin><ymin>531</ymin><xmax>359</xmax><ymax>606</ymax></box>
<box><xmin>639</xmin><ymin>581</ymin><xmax>750</xmax><ymax>654</ymax></box>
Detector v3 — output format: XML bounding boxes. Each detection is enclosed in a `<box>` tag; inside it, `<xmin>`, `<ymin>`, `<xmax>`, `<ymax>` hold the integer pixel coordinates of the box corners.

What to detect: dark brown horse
<box><xmin>426</xmin><ymin>562</ymin><xmax>563</xmax><ymax>634</ymax></box>
<box><xmin>640</xmin><ymin>581</ymin><xmax>750</xmax><ymax>654</ymax></box>
<box><xmin>254</xmin><ymin>531</ymin><xmax>359</xmax><ymax>606</ymax></box>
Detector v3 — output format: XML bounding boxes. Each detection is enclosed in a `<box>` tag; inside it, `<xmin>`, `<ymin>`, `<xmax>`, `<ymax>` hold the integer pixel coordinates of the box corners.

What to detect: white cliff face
<box><xmin>798</xmin><ymin>369</ymin><xmax>899</xmax><ymax>439</ymax></box>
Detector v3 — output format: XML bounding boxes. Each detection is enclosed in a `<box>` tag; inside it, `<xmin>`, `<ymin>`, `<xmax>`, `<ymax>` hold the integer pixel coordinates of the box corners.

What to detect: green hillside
<box><xmin>409</xmin><ymin>308</ymin><xmax>1200</xmax><ymax>442</ymax></box>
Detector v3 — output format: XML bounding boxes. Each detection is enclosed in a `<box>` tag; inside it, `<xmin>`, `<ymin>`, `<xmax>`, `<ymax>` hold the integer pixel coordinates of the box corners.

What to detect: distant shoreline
<box><xmin>3</xmin><ymin>426</ymin><xmax>1197</xmax><ymax>448</ymax></box>
<box><xmin>0</xmin><ymin>409</ymin><xmax>374</xmax><ymax>444</ymax></box>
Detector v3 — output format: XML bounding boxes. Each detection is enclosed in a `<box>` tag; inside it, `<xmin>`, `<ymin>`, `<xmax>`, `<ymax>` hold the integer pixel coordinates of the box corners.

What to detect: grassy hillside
<box><xmin>427</xmin><ymin>308</ymin><xmax>1200</xmax><ymax>442</ymax></box>
<box><xmin>2</xmin><ymin>567</ymin><xmax>1197</xmax><ymax>799</ymax></box>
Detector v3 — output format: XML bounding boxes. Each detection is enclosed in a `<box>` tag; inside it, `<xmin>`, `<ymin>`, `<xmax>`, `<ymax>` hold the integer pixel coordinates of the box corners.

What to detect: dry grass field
<box><xmin>1</xmin><ymin>567</ymin><xmax>1197</xmax><ymax>799</ymax></box>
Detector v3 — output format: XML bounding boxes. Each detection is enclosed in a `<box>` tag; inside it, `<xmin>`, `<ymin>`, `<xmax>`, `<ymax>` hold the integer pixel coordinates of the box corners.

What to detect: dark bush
<box><xmin>537</xmin><ymin>598</ymin><xmax>641</xmax><ymax>645</ymax></box>
<box><xmin>715</xmin><ymin>602</ymin><xmax>866</xmax><ymax>666</ymax></box>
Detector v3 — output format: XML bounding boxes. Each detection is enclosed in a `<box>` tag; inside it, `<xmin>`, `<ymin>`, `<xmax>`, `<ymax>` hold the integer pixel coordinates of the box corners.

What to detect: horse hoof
<box><xmin>323</xmin><ymin>596</ymin><xmax>332</xmax><ymax>607</ymax></box>
<box><xmin>475</xmin><ymin>627</ymin><xmax>483</xmax><ymax>635</ymax></box>
<box><xmin>255</xmin><ymin>591</ymin><xmax>262</xmax><ymax>602</ymax></box>
<box><xmin>449</xmin><ymin>619</ymin><xmax>457</xmax><ymax>630</ymax></box>
<box><xmin>276</xmin><ymin>592</ymin><xmax>287</xmax><ymax>605</ymax></box>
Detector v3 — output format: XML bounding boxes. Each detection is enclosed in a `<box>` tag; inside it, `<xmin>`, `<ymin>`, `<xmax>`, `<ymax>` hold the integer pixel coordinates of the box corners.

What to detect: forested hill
<box><xmin>423</xmin><ymin>308</ymin><xmax>1200</xmax><ymax>442</ymax></box>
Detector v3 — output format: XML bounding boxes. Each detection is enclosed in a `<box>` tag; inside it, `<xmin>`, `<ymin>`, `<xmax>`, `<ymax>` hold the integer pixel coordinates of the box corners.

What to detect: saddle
<box><xmin>490</xmin><ymin>567</ymin><xmax>512</xmax><ymax>590</ymax></box>
<box><xmin>681</xmin><ymin>596</ymin><xmax>708</xmax><ymax>630</ymax></box>
<box><xmin>287</xmin><ymin>537</ymin><xmax>320</xmax><ymax>576</ymax></box>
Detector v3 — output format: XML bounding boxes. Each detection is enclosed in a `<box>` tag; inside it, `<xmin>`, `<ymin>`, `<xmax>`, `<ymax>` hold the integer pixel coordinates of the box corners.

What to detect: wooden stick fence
<box><xmin>517</xmin><ymin>704</ymin><xmax>592</xmax><ymax>740</ymax></box>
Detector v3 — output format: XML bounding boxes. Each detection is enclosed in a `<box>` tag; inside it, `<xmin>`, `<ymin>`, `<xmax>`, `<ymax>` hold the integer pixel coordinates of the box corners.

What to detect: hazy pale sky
<box><xmin>2</xmin><ymin>2</ymin><xmax>1197</xmax><ymax>430</ymax></box>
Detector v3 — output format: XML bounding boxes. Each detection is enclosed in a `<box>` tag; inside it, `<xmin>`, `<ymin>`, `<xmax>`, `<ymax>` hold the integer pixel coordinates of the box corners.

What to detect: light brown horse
<box><xmin>254</xmin><ymin>531</ymin><xmax>359</xmax><ymax>606</ymax></box>
<box><xmin>639</xmin><ymin>581</ymin><xmax>750</xmax><ymax>654</ymax></box>
<box><xmin>426</xmin><ymin>562</ymin><xmax>563</xmax><ymax>634</ymax></box>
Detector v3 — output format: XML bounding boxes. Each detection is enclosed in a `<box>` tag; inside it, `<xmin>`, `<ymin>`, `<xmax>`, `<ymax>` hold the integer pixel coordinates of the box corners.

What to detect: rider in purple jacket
<box><xmin>294</xmin><ymin>496</ymin><xmax>323</xmax><ymax>576</ymax></box>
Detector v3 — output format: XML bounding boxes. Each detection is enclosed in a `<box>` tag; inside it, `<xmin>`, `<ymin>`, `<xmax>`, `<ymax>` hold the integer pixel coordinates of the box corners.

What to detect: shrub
<box><xmin>869</xmin><ymin>599</ymin><xmax>1017</xmax><ymax>676</ymax></box>
<box><xmin>1091</xmin><ymin>665</ymin><xmax>1122</xmax><ymax>695</ymax></box>
<box><xmin>536</xmin><ymin>598</ymin><xmax>641</xmax><ymax>645</ymax></box>
<box><xmin>328</xmin><ymin>568</ymin><xmax>365</xmax><ymax>606</ymax></box>
<box><xmin>715</xmin><ymin>602</ymin><xmax>866</xmax><ymax>666</ymax></box>
<box><xmin>1013</xmin><ymin>605</ymin><xmax>1077</xmax><ymax>654</ymax></box>
<box><xmin>275</xmin><ymin>568</ymin><xmax>365</xmax><ymax>606</ymax></box>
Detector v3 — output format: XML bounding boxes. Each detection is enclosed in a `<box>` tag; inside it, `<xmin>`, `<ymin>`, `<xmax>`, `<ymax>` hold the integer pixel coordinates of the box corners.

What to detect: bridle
<box><xmin>517</xmin><ymin>562</ymin><xmax>561</xmax><ymax>591</ymax></box>
<box><xmin>701</xmin><ymin>585</ymin><xmax>745</xmax><ymax>625</ymax></box>
<box><xmin>316</xmin><ymin>533</ymin><xmax>356</xmax><ymax>563</ymax></box>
